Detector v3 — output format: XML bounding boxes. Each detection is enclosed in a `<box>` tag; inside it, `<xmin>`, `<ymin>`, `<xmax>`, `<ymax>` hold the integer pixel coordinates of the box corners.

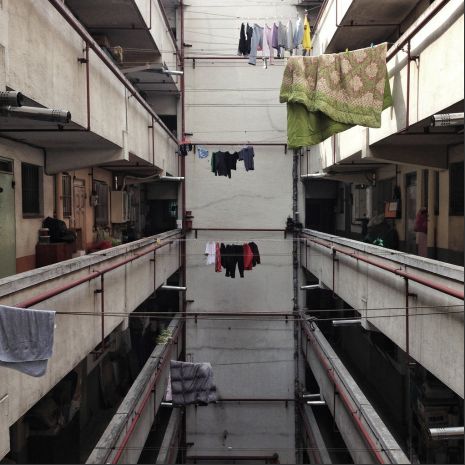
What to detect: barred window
<box><xmin>94</xmin><ymin>181</ymin><xmax>109</xmax><ymax>226</ymax></box>
<box><xmin>62</xmin><ymin>174</ymin><xmax>72</xmax><ymax>218</ymax></box>
<box><xmin>21</xmin><ymin>163</ymin><xmax>42</xmax><ymax>216</ymax></box>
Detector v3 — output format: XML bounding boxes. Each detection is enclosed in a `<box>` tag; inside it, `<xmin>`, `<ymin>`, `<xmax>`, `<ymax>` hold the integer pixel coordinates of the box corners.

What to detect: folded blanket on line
<box><xmin>170</xmin><ymin>360</ymin><xmax>217</xmax><ymax>406</ymax></box>
<box><xmin>0</xmin><ymin>305</ymin><xmax>56</xmax><ymax>377</ymax></box>
<box><xmin>279</xmin><ymin>43</ymin><xmax>393</xmax><ymax>149</ymax></box>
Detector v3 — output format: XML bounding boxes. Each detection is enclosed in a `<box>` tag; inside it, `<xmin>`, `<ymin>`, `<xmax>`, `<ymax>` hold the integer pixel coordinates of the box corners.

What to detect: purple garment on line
<box><xmin>272</xmin><ymin>23</ymin><xmax>279</xmax><ymax>50</ymax></box>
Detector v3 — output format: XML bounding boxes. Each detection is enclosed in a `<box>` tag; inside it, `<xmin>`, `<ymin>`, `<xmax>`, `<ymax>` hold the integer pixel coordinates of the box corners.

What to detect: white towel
<box><xmin>205</xmin><ymin>241</ymin><xmax>216</xmax><ymax>265</ymax></box>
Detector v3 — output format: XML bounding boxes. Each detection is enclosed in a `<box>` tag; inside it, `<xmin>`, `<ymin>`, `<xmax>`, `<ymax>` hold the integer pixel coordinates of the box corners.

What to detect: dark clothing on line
<box><xmin>249</xmin><ymin>242</ymin><xmax>261</xmax><ymax>266</ymax></box>
<box><xmin>226</xmin><ymin>152</ymin><xmax>240</xmax><ymax>172</ymax></box>
<box><xmin>238</xmin><ymin>23</ymin><xmax>247</xmax><ymax>55</ymax></box>
<box><xmin>239</xmin><ymin>146</ymin><xmax>255</xmax><ymax>171</ymax></box>
<box><xmin>222</xmin><ymin>244</ymin><xmax>245</xmax><ymax>278</ymax></box>
<box><xmin>212</xmin><ymin>151</ymin><xmax>229</xmax><ymax>177</ymax></box>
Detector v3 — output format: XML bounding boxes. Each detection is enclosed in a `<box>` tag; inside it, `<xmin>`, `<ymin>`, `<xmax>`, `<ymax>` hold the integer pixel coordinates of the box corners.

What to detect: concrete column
<box><xmin>427</xmin><ymin>170</ymin><xmax>437</xmax><ymax>256</ymax></box>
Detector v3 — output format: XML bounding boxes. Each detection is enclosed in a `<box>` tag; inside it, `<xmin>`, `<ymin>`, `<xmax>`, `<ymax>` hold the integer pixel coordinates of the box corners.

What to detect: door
<box><xmin>0</xmin><ymin>159</ymin><xmax>16</xmax><ymax>278</ymax></box>
<box><xmin>405</xmin><ymin>172</ymin><xmax>417</xmax><ymax>253</ymax></box>
<box><xmin>73</xmin><ymin>180</ymin><xmax>86</xmax><ymax>250</ymax></box>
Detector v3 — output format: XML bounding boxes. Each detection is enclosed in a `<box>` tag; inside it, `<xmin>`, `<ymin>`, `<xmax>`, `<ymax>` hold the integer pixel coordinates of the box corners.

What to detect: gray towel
<box><xmin>170</xmin><ymin>360</ymin><xmax>217</xmax><ymax>406</ymax></box>
<box><xmin>0</xmin><ymin>305</ymin><xmax>56</xmax><ymax>377</ymax></box>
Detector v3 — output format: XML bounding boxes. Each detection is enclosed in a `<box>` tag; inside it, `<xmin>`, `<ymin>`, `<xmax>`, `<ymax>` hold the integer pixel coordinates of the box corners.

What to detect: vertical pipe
<box><xmin>101</xmin><ymin>274</ymin><xmax>105</xmax><ymax>349</ymax></box>
<box><xmin>153</xmin><ymin>250</ymin><xmax>157</xmax><ymax>292</ymax></box>
<box><xmin>405</xmin><ymin>277</ymin><xmax>413</xmax><ymax>462</ymax></box>
<box><xmin>405</xmin><ymin>40</ymin><xmax>411</xmax><ymax>131</ymax></box>
<box><xmin>151</xmin><ymin>117</ymin><xmax>155</xmax><ymax>166</ymax></box>
<box><xmin>179</xmin><ymin>2</ymin><xmax>188</xmax><ymax>461</ymax></box>
<box><xmin>55</xmin><ymin>174</ymin><xmax>63</xmax><ymax>220</ymax></box>
<box><xmin>85</xmin><ymin>43</ymin><xmax>91</xmax><ymax>131</ymax></box>
<box><xmin>332</xmin><ymin>248</ymin><xmax>337</xmax><ymax>296</ymax></box>
<box><xmin>293</xmin><ymin>149</ymin><xmax>302</xmax><ymax>464</ymax></box>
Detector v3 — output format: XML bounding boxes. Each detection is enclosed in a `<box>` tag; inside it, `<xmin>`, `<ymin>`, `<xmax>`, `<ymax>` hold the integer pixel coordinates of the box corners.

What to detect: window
<box><xmin>94</xmin><ymin>181</ymin><xmax>109</xmax><ymax>226</ymax></box>
<box><xmin>21</xmin><ymin>162</ymin><xmax>42</xmax><ymax>216</ymax></box>
<box><xmin>62</xmin><ymin>174</ymin><xmax>72</xmax><ymax>218</ymax></box>
<box><xmin>450</xmin><ymin>162</ymin><xmax>464</xmax><ymax>216</ymax></box>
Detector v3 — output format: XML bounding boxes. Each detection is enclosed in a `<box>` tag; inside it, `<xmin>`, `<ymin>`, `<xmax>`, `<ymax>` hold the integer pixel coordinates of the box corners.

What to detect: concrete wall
<box><xmin>0</xmin><ymin>230</ymin><xmax>182</xmax><ymax>460</ymax></box>
<box><xmin>183</xmin><ymin>1</ymin><xmax>305</xmax><ymax>461</ymax></box>
<box><xmin>2</xmin><ymin>0</ymin><xmax>178</xmax><ymax>172</ymax></box>
<box><xmin>301</xmin><ymin>229</ymin><xmax>464</xmax><ymax>397</ymax></box>
<box><xmin>371</xmin><ymin>2</ymin><xmax>464</xmax><ymax>145</ymax></box>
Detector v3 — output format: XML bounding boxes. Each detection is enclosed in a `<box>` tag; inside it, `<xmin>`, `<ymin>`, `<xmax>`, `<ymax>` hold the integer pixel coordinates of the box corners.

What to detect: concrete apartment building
<box><xmin>0</xmin><ymin>0</ymin><xmax>463</xmax><ymax>464</ymax></box>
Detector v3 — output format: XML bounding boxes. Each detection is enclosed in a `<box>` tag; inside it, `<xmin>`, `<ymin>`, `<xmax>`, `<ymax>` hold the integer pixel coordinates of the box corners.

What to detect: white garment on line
<box><xmin>205</xmin><ymin>241</ymin><xmax>216</xmax><ymax>265</ymax></box>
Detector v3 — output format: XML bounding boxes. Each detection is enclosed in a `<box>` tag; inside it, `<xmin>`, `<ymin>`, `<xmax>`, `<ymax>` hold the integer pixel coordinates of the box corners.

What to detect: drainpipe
<box><xmin>427</xmin><ymin>169</ymin><xmax>437</xmax><ymax>258</ymax></box>
<box><xmin>0</xmin><ymin>106</ymin><xmax>71</xmax><ymax>123</ymax></box>
<box><xmin>55</xmin><ymin>174</ymin><xmax>63</xmax><ymax>220</ymax></box>
<box><xmin>293</xmin><ymin>149</ymin><xmax>302</xmax><ymax>464</ymax></box>
<box><xmin>179</xmin><ymin>2</ymin><xmax>187</xmax><ymax>462</ymax></box>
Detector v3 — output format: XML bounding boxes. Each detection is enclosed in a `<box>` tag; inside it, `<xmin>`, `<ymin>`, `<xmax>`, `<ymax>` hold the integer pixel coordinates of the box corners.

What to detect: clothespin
<box><xmin>370</xmin><ymin>42</ymin><xmax>374</xmax><ymax>48</ymax></box>
<box><xmin>345</xmin><ymin>48</ymin><xmax>349</xmax><ymax>52</ymax></box>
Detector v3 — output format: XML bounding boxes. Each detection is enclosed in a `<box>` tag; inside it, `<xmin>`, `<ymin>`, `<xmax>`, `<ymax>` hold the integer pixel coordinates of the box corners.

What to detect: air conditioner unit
<box><xmin>111</xmin><ymin>191</ymin><xmax>130</xmax><ymax>223</ymax></box>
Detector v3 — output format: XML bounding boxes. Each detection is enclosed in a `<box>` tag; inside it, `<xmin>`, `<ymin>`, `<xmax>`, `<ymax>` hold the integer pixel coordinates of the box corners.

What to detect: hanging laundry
<box><xmin>246</xmin><ymin>23</ymin><xmax>253</xmax><ymax>55</ymax></box>
<box><xmin>211</xmin><ymin>151</ymin><xmax>229</xmax><ymax>177</ymax></box>
<box><xmin>285</xmin><ymin>19</ymin><xmax>294</xmax><ymax>53</ymax></box>
<box><xmin>272</xmin><ymin>23</ymin><xmax>280</xmax><ymax>58</ymax></box>
<box><xmin>278</xmin><ymin>21</ymin><xmax>287</xmax><ymax>55</ymax></box>
<box><xmin>243</xmin><ymin>243</ymin><xmax>254</xmax><ymax>271</ymax></box>
<box><xmin>197</xmin><ymin>146</ymin><xmax>209</xmax><ymax>159</ymax></box>
<box><xmin>215</xmin><ymin>242</ymin><xmax>222</xmax><ymax>273</ymax></box>
<box><xmin>226</xmin><ymin>151</ymin><xmax>240</xmax><ymax>174</ymax></box>
<box><xmin>0</xmin><ymin>305</ymin><xmax>56</xmax><ymax>377</ymax></box>
<box><xmin>238</xmin><ymin>23</ymin><xmax>248</xmax><ymax>56</ymax></box>
<box><xmin>239</xmin><ymin>146</ymin><xmax>255</xmax><ymax>171</ymax></box>
<box><xmin>279</xmin><ymin>43</ymin><xmax>393</xmax><ymax>149</ymax></box>
<box><xmin>302</xmin><ymin>16</ymin><xmax>312</xmax><ymax>53</ymax></box>
<box><xmin>262</xmin><ymin>24</ymin><xmax>274</xmax><ymax>67</ymax></box>
<box><xmin>179</xmin><ymin>143</ymin><xmax>193</xmax><ymax>157</ymax></box>
<box><xmin>170</xmin><ymin>360</ymin><xmax>217</xmax><ymax>406</ymax></box>
<box><xmin>221</xmin><ymin>244</ymin><xmax>245</xmax><ymax>279</ymax></box>
<box><xmin>248</xmin><ymin>24</ymin><xmax>264</xmax><ymax>66</ymax></box>
<box><xmin>293</xmin><ymin>16</ymin><xmax>304</xmax><ymax>50</ymax></box>
<box><xmin>205</xmin><ymin>241</ymin><xmax>216</xmax><ymax>265</ymax></box>
<box><xmin>249</xmin><ymin>242</ymin><xmax>261</xmax><ymax>266</ymax></box>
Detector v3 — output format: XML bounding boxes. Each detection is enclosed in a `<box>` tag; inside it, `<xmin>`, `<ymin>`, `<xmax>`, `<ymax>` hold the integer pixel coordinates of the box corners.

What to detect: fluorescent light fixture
<box><xmin>159</xmin><ymin>176</ymin><xmax>185</xmax><ymax>182</ymax></box>
<box><xmin>302</xmin><ymin>393</ymin><xmax>321</xmax><ymax>399</ymax></box>
<box><xmin>161</xmin><ymin>285</ymin><xmax>187</xmax><ymax>291</ymax></box>
<box><xmin>301</xmin><ymin>173</ymin><xmax>327</xmax><ymax>179</ymax></box>
<box><xmin>162</xmin><ymin>69</ymin><xmax>184</xmax><ymax>76</ymax></box>
<box><xmin>301</xmin><ymin>284</ymin><xmax>321</xmax><ymax>291</ymax></box>
<box><xmin>332</xmin><ymin>319</ymin><xmax>362</xmax><ymax>327</ymax></box>
<box><xmin>122</xmin><ymin>63</ymin><xmax>183</xmax><ymax>76</ymax></box>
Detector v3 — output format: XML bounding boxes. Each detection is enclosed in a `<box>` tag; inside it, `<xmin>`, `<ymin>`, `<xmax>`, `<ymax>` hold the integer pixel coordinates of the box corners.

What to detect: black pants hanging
<box><xmin>223</xmin><ymin>245</ymin><xmax>244</xmax><ymax>278</ymax></box>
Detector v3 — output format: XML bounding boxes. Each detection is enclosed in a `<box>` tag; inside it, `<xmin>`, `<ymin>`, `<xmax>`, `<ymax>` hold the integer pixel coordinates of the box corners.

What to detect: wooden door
<box><xmin>73</xmin><ymin>179</ymin><xmax>86</xmax><ymax>250</ymax></box>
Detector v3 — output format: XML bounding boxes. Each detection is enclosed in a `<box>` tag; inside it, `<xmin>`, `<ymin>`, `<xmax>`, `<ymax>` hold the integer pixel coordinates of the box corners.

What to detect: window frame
<box><xmin>62</xmin><ymin>173</ymin><xmax>72</xmax><ymax>218</ymax></box>
<box><xmin>21</xmin><ymin>162</ymin><xmax>43</xmax><ymax>218</ymax></box>
<box><xmin>94</xmin><ymin>180</ymin><xmax>109</xmax><ymax>227</ymax></box>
